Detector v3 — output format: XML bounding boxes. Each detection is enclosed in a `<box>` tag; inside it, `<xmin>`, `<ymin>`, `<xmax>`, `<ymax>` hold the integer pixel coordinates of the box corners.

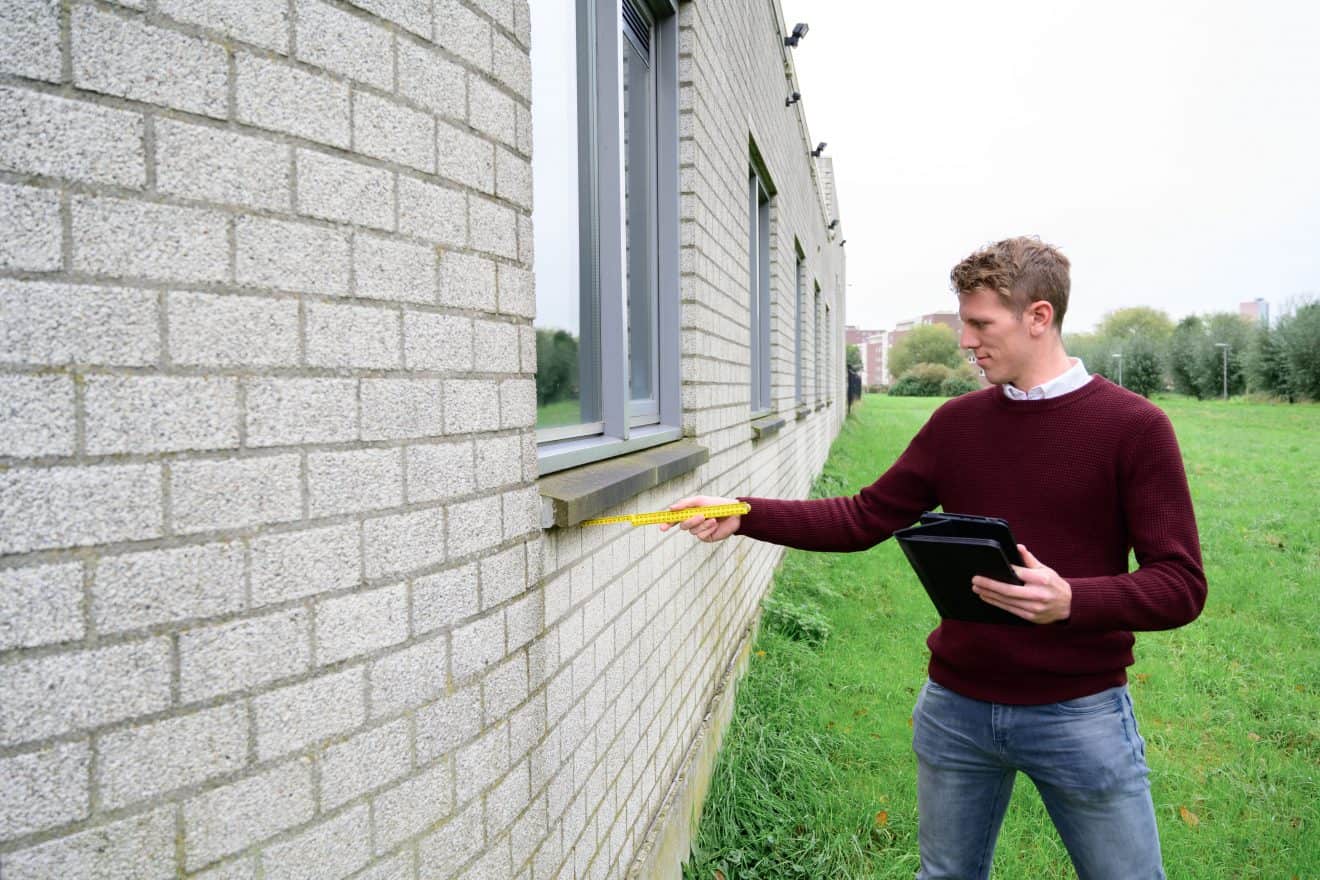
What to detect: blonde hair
<box><xmin>950</xmin><ymin>236</ymin><xmax>1070</xmax><ymax>328</ymax></box>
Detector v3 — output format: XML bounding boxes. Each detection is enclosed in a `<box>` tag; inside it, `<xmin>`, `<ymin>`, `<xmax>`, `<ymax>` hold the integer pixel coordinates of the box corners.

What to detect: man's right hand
<box><xmin>659</xmin><ymin>494</ymin><xmax>742</xmax><ymax>543</ymax></box>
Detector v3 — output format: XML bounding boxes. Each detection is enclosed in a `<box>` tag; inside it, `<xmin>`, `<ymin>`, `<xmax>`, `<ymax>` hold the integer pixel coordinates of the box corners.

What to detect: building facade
<box><xmin>0</xmin><ymin>1</ymin><xmax>844</xmax><ymax>879</ymax></box>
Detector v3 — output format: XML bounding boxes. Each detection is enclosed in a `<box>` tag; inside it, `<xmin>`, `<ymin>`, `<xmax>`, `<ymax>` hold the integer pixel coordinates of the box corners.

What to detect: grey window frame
<box><xmin>748</xmin><ymin>167</ymin><xmax>772</xmax><ymax>416</ymax></box>
<box><xmin>793</xmin><ymin>245</ymin><xmax>805</xmax><ymax>405</ymax></box>
<box><xmin>535</xmin><ymin>0</ymin><xmax>681</xmax><ymax>476</ymax></box>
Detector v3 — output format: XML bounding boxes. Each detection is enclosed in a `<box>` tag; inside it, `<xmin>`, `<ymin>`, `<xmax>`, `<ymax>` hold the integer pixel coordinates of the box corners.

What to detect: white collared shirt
<box><xmin>1003</xmin><ymin>357</ymin><xmax>1091</xmax><ymax>401</ymax></box>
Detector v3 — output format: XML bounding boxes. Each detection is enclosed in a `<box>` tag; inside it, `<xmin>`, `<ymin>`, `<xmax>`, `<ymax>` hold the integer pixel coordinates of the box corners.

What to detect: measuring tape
<box><xmin>579</xmin><ymin>502</ymin><xmax>750</xmax><ymax>527</ymax></box>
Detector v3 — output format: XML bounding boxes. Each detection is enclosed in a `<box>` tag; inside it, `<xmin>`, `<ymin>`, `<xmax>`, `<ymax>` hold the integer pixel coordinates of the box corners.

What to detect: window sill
<box><xmin>538</xmin><ymin>439</ymin><xmax>710</xmax><ymax>529</ymax></box>
<box><xmin>750</xmin><ymin>413</ymin><xmax>785</xmax><ymax>440</ymax></box>
<box><xmin>795</xmin><ymin>404</ymin><xmax>810</xmax><ymax>420</ymax></box>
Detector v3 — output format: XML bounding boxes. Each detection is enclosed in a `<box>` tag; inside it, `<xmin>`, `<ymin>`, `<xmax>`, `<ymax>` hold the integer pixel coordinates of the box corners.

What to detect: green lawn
<box><xmin>684</xmin><ymin>394</ymin><xmax>1319</xmax><ymax>879</ymax></box>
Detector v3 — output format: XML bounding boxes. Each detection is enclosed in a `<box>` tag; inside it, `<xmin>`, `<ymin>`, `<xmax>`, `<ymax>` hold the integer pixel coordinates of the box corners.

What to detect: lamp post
<box><xmin>1214</xmin><ymin>343</ymin><xmax>1230</xmax><ymax>399</ymax></box>
<box><xmin>1112</xmin><ymin>352</ymin><xmax>1123</xmax><ymax>388</ymax></box>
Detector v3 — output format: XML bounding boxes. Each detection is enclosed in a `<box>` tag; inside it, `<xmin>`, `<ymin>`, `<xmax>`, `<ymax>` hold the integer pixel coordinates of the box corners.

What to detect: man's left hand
<box><xmin>972</xmin><ymin>544</ymin><xmax>1072</xmax><ymax>624</ymax></box>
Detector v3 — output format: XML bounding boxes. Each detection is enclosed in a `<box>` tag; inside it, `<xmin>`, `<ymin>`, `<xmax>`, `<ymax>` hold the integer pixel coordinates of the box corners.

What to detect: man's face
<box><xmin>958</xmin><ymin>286</ymin><xmax>1032</xmax><ymax>387</ymax></box>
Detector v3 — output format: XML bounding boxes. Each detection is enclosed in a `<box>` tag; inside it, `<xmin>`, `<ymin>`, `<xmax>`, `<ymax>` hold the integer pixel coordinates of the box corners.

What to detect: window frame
<box><xmin>748</xmin><ymin>167</ymin><xmax>772</xmax><ymax>415</ymax></box>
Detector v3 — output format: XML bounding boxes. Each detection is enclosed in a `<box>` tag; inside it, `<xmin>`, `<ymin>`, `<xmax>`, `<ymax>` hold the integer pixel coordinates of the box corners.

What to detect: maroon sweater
<box><xmin>737</xmin><ymin>377</ymin><xmax>1206</xmax><ymax>704</ymax></box>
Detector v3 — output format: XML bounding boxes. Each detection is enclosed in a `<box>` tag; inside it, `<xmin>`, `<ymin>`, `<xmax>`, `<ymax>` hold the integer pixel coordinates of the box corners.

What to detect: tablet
<box><xmin>895</xmin><ymin>517</ymin><xmax>1030</xmax><ymax>626</ymax></box>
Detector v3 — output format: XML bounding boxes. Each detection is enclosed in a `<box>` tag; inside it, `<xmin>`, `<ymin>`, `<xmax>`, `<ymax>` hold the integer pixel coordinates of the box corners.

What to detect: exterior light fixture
<box><xmin>786</xmin><ymin>91</ymin><xmax>801</xmax><ymax>106</ymax></box>
<box><xmin>811</xmin><ymin>142</ymin><xmax>826</xmax><ymax>157</ymax></box>
<box><xmin>785</xmin><ymin>23</ymin><xmax>808</xmax><ymax>47</ymax></box>
<box><xmin>828</xmin><ymin>219</ymin><xmax>839</xmax><ymax>230</ymax></box>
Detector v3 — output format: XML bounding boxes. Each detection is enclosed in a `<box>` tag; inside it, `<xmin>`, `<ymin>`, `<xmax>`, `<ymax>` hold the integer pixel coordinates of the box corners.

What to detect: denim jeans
<box><xmin>911</xmin><ymin>679</ymin><xmax>1165</xmax><ymax>880</ymax></box>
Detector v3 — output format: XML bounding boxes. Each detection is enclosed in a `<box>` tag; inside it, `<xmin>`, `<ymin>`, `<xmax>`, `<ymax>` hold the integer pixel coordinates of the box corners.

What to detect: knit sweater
<box><xmin>736</xmin><ymin>377</ymin><xmax>1206</xmax><ymax>704</ymax></box>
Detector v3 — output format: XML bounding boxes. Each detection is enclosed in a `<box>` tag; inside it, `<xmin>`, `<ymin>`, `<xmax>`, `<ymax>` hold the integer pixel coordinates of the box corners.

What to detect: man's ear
<box><xmin>1026</xmin><ymin>300</ymin><xmax>1055</xmax><ymax>336</ymax></box>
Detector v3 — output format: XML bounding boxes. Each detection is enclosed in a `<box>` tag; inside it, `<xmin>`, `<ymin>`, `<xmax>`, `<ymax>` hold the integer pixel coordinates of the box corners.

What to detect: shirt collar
<box><xmin>1003</xmin><ymin>357</ymin><xmax>1091</xmax><ymax>401</ymax></box>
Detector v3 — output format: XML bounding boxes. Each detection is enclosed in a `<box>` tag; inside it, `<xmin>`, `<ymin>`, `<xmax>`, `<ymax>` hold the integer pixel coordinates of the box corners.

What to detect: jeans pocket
<box><xmin>1052</xmin><ymin>687</ymin><xmax>1121</xmax><ymax>716</ymax></box>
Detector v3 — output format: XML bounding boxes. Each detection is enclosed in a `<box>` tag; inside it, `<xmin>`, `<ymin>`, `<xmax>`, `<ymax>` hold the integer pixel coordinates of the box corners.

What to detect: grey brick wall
<box><xmin>1</xmin><ymin>1</ymin><xmax>844</xmax><ymax>878</ymax></box>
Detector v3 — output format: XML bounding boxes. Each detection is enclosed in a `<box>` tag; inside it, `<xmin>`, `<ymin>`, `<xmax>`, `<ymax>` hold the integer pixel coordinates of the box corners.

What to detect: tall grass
<box><xmin>684</xmin><ymin>395</ymin><xmax>1318</xmax><ymax>879</ymax></box>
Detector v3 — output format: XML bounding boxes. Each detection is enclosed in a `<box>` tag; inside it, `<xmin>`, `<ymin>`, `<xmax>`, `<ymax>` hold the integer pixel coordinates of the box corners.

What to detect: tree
<box><xmin>888</xmin><ymin>324</ymin><xmax>963</xmax><ymax>380</ymax></box>
<box><xmin>1280</xmin><ymin>302</ymin><xmax>1320</xmax><ymax>400</ymax></box>
<box><xmin>1064</xmin><ymin>331</ymin><xmax>1116</xmax><ymax>381</ymax></box>
<box><xmin>534</xmin><ymin>328</ymin><xmax>579</xmax><ymax>407</ymax></box>
<box><xmin>1123</xmin><ymin>335</ymin><xmax>1164</xmax><ymax>398</ymax></box>
<box><xmin>1169</xmin><ymin>316</ymin><xmax>1207</xmax><ymax>397</ymax></box>
<box><xmin>1096</xmin><ymin>307</ymin><xmax>1174</xmax><ymax>344</ymax></box>
<box><xmin>846</xmin><ymin>343</ymin><xmax>863</xmax><ymax>373</ymax></box>
<box><xmin>1245</xmin><ymin>323</ymin><xmax>1293</xmax><ymax>400</ymax></box>
<box><xmin>1198</xmin><ymin>313</ymin><xmax>1250</xmax><ymax>398</ymax></box>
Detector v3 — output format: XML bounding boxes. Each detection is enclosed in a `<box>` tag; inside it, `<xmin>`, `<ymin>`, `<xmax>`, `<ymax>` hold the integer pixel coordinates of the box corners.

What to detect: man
<box><xmin>662</xmin><ymin>237</ymin><xmax>1206</xmax><ymax>879</ymax></box>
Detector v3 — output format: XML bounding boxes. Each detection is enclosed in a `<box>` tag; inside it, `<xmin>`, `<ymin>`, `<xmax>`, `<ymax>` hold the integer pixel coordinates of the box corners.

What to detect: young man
<box><xmin>663</xmin><ymin>237</ymin><xmax>1206</xmax><ymax>879</ymax></box>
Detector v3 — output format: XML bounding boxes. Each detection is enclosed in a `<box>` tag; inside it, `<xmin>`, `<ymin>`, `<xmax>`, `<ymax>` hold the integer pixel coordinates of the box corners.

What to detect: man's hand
<box><xmin>971</xmin><ymin>545</ymin><xmax>1072</xmax><ymax>624</ymax></box>
<box><xmin>658</xmin><ymin>494</ymin><xmax>742</xmax><ymax>543</ymax></box>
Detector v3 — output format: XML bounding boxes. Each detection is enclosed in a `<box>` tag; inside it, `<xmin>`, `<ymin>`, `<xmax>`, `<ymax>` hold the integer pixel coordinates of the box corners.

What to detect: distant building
<box><xmin>846</xmin><ymin>325</ymin><xmax>889</xmax><ymax>388</ymax></box>
<box><xmin>887</xmin><ymin>311</ymin><xmax>962</xmax><ymax>382</ymax></box>
<box><xmin>1240</xmin><ymin>298</ymin><xmax>1270</xmax><ymax>327</ymax></box>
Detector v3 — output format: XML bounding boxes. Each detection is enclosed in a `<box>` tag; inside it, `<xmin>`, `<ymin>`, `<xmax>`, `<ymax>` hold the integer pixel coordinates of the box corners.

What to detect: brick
<box><xmin>96</xmin><ymin>703</ymin><xmax>247</xmax><ymax>809</ymax></box>
<box><xmin>236</xmin><ymin>52</ymin><xmax>350</xmax><ymax>149</ymax></box>
<box><xmin>372</xmin><ymin>760</ymin><xmax>453</xmax><ymax>853</ymax></box>
<box><xmin>179</xmin><ymin>609</ymin><xmax>310</xmax><ymax>702</ymax></box>
<box><xmin>0</xmin><ymin>183</ymin><xmax>61</xmax><ymax>271</ymax></box>
<box><xmin>72</xmin><ymin>6</ymin><xmax>227</xmax><ymax>118</ymax></box>
<box><xmin>492</xmin><ymin>28</ymin><xmax>531</xmax><ymax>100</ymax></box>
<box><xmin>355</xmin><ymin>233</ymin><xmax>437</xmax><ymax>303</ymax></box>
<box><xmin>515</xmin><ymin>101</ymin><xmax>531</xmax><ymax>156</ymax></box>
<box><xmin>1</xmin><ymin>807</ymin><xmax>174</xmax><ymax>880</ymax></box>
<box><xmin>447</xmin><ymin>494</ymin><xmax>503</xmax><ymax>560</ymax></box>
<box><xmin>295</xmin><ymin>149</ymin><xmax>394</xmax><ymax>231</ymax></box>
<box><xmin>320</xmin><ymin>718</ymin><xmax>410</xmax><ymax>809</ymax></box>
<box><xmin>168</xmin><ymin>292</ymin><xmax>300</xmax><ymax>368</ymax></box>
<box><xmin>519</xmin><ymin>324</ymin><xmax>535</xmax><ymax>372</ymax></box>
<box><xmin>0</xmin><ymin>563</ymin><xmax>82</xmax><ymax>651</ymax></box>
<box><xmin>0</xmin><ymin>464</ymin><xmax>162</xmax><ymax>556</ymax></box>
<box><xmin>183</xmin><ymin>761</ymin><xmax>315</xmax><ymax>870</ymax></box>
<box><xmin>405</xmin><ymin>440</ymin><xmax>474</xmax><ymax>503</ymax></box>
<box><xmin>398</xmin><ymin>38</ymin><xmax>465</xmax><ymax>118</ymax></box>
<box><xmin>505</xmin><ymin>589</ymin><xmax>542</xmax><ymax>653</ymax></box>
<box><xmin>469</xmin><ymin>195</ymin><xmax>518</xmax><ymax>258</ymax></box>
<box><xmin>468</xmin><ymin>76</ymin><xmax>517</xmax><ymax>146</ymax></box>
<box><xmin>412</xmin><ymin>562</ymin><xmax>478</xmax><ymax>634</ymax></box>
<box><xmin>436</xmin><ymin>120</ymin><xmax>495</xmax><ymax>192</ymax></box>
<box><xmin>0</xmin><ymin>0</ymin><xmax>61</xmax><ymax>82</ymax></box>
<box><xmin>473</xmin><ymin>319</ymin><xmax>521</xmax><ymax>374</ymax></box>
<box><xmin>0</xmin><ymin>374</ymin><xmax>75</xmax><ymax>457</ymax></box>
<box><xmin>368</xmin><ymin>636</ymin><xmax>446</xmax><ymax>718</ymax></box>
<box><xmin>72</xmin><ymin>195</ymin><xmax>228</xmax><ymax>284</ymax></box>
<box><xmin>398</xmin><ymin>175</ymin><xmax>466</xmax><ymax>246</ymax></box>
<box><xmin>511</xmin><ymin>795</ymin><xmax>547</xmax><ymax>872</ymax></box>
<box><xmin>500</xmin><ymin>378</ymin><xmax>536</xmax><ymax>429</ymax></box>
<box><xmin>444</xmin><ymin>379</ymin><xmax>500</xmax><ymax>434</ymax></box>
<box><xmin>403</xmin><ymin>312</ymin><xmax>474</xmax><ymax>372</ymax></box>
<box><xmin>0</xmin><ymin>742</ymin><xmax>89</xmax><ymax>841</ymax></box>
<box><xmin>316</xmin><ymin>583</ymin><xmax>408</xmax><ymax>664</ymax></box>
<box><xmin>92</xmin><ymin>540</ymin><xmax>245</xmax><ymax>634</ymax></box>
<box><xmin>417</xmin><ymin>800</ymin><xmax>484</xmax><ymax>878</ymax></box>
<box><xmin>352</xmin><ymin>852</ymin><xmax>412</xmax><ymax>880</ymax></box>
<box><xmin>254</xmin><ymin>667</ymin><xmax>365</xmax><ymax>760</ymax></box>
<box><xmin>470</xmin><ymin>0</ymin><xmax>513</xmax><ymax>28</ymax></box>
<box><xmin>169</xmin><ymin>454</ymin><xmax>301</xmax><ymax>534</ymax></box>
<box><xmin>497</xmin><ymin>265</ymin><xmax>535</xmax><ymax>318</ymax></box>
<box><xmin>475</xmin><ymin>433</ymin><xmax>520</xmax><ymax>490</ymax></box>
<box><xmin>296</xmin><ymin>0</ymin><xmax>392</xmax><ymax>89</ymax></box>
<box><xmin>306</xmin><ymin>301</ymin><xmax>402</xmax><ymax>369</ymax></box>
<box><xmin>517</xmin><ymin>211</ymin><xmax>532</xmax><ymax>263</ymax></box>
<box><xmin>354</xmin><ymin>90</ymin><xmax>435</xmax><ymax>173</ymax></box>
<box><xmin>84</xmin><ymin>376</ymin><xmax>240</xmax><ymax>455</ymax></box>
<box><xmin>450</xmin><ymin>609</ymin><xmax>504</xmax><ymax>681</ymax></box>
<box><xmin>0</xmin><ymin>86</ymin><xmax>144</xmax><ymax>187</ymax></box>
<box><xmin>434</xmin><ymin>0</ymin><xmax>491</xmax><ymax>68</ymax></box>
<box><xmin>363</xmin><ymin>507</ymin><xmax>446</xmax><ymax>579</ymax></box>
<box><xmin>480</xmin><ymin>543</ymin><xmax>524</xmax><ymax>609</ymax></box>
<box><xmin>455</xmin><ymin>723</ymin><xmax>509</xmax><ymax>803</ymax></box>
<box><xmin>236</xmin><ymin>215</ymin><xmax>351</xmax><ymax>295</ymax></box>
<box><xmin>482</xmin><ymin>655</ymin><xmax>527</xmax><ymax>724</ymax></box>
<box><xmin>0</xmin><ymin>640</ymin><xmax>171</xmax><ymax>746</ymax></box>
<box><xmin>245</xmin><ymin>378</ymin><xmax>357</xmax><ymax>447</ymax></box>
<box><xmin>486</xmin><ymin>759</ymin><xmax>530</xmax><ymax>837</ymax></box>
<box><xmin>156</xmin><ymin>119</ymin><xmax>291</xmax><ymax>211</ymax></box>
<box><xmin>360</xmin><ymin>378</ymin><xmax>443</xmax><ymax>441</ymax></box>
<box><xmin>158</xmin><ymin>0</ymin><xmax>291</xmax><ymax>53</ymax></box>
<box><xmin>414</xmin><ymin>684</ymin><xmax>480</xmax><ymax>763</ymax></box>
<box><xmin>496</xmin><ymin>146</ymin><xmax>532</xmax><ymax>208</ymax></box>
<box><xmin>250</xmin><ymin>523</ymin><xmax>360</xmax><ymax>606</ymax></box>
<box><xmin>192</xmin><ymin>858</ymin><xmax>257</xmax><ymax>880</ymax></box>
<box><xmin>262</xmin><ymin>804</ymin><xmax>371</xmax><ymax>880</ymax></box>
<box><xmin>351</xmin><ymin>0</ymin><xmax>429</xmax><ymax>35</ymax></box>
<box><xmin>308</xmin><ymin>448</ymin><xmax>403</xmax><ymax>517</ymax></box>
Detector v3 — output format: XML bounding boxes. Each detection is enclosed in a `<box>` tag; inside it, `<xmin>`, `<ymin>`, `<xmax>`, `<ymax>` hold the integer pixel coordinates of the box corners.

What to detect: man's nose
<box><xmin>959</xmin><ymin>328</ymin><xmax>975</xmax><ymax>349</ymax></box>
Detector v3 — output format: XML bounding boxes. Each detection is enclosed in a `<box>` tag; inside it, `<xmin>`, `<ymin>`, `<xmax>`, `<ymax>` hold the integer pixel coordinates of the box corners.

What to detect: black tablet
<box><xmin>895</xmin><ymin>516</ymin><xmax>1030</xmax><ymax>626</ymax></box>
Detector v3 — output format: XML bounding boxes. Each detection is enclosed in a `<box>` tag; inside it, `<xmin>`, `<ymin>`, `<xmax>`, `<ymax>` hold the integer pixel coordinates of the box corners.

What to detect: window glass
<box><xmin>623</xmin><ymin>5</ymin><xmax>658</xmax><ymax>419</ymax></box>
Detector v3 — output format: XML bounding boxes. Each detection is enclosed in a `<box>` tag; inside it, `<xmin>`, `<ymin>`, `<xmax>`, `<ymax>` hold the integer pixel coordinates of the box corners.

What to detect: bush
<box><xmin>939</xmin><ymin>373</ymin><xmax>980</xmax><ymax>397</ymax></box>
<box><xmin>888</xmin><ymin>324</ymin><xmax>962</xmax><ymax>380</ymax></box>
<box><xmin>889</xmin><ymin>363</ymin><xmax>953</xmax><ymax>396</ymax></box>
<box><xmin>761</xmin><ymin>595</ymin><xmax>831</xmax><ymax>646</ymax></box>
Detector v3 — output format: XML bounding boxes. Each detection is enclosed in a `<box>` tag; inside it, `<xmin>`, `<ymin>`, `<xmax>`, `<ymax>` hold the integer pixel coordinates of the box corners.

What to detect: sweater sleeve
<box><xmin>733</xmin><ymin>416</ymin><xmax>940</xmax><ymax>552</ymax></box>
<box><xmin>1066</xmin><ymin>408</ymin><xmax>1207</xmax><ymax>631</ymax></box>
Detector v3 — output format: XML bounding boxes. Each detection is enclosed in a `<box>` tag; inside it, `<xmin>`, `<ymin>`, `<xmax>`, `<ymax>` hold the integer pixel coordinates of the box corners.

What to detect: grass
<box><xmin>683</xmin><ymin>394</ymin><xmax>1319</xmax><ymax>879</ymax></box>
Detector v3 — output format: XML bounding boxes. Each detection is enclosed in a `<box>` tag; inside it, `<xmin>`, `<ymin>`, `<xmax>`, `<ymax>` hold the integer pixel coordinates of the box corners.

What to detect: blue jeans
<box><xmin>911</xmin><ymin>679</ymin><xmax>1164</xmax><ymax>880</ymax></box>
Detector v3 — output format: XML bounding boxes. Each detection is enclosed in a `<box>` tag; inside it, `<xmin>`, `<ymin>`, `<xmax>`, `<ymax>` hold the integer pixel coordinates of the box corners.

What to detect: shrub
<box><xmin>888</xmin><ymin>363</ymin><xmax>953</xmax><ymax>396</ymax></box>
<box><xmin>940</xmin><ymin>373</ymin><xmax>980</xmax><ymax>397</ymax></box>
<box><xmin>761</xmin><ymin>595</ymin><xmax>831</xmax><ymax>646</ymax></box>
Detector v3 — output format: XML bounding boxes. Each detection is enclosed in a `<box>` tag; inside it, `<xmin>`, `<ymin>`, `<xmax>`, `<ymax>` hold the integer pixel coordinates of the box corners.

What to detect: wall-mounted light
<box><xmin>811</xmin><ymin>142</ymin><xmax>827</xmax><ymax>157</ymax></box>
<box><xmin>828</xmin><ymin>219</ymin><xmax>839</xmax><ymax>230</ymax></box>
<box><xmin>784</xmin><ymin>22</ymin><xmax>809</xmax><ymax>47</ymax></box>
<box><xmin>785</xmin><ymin>91</ymin><xmax>801</xmax><ymax>107</ymax></box>
<box><xmin>839</xmin><ymin>239</ymin><xmax>847</xmax><ymax>246</ymax></box>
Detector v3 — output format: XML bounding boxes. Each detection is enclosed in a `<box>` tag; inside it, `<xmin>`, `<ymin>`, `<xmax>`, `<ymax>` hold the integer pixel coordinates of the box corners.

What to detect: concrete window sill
<box><xmin>795</xmin><ymin>404</ymin><xmax>811</xmax><ymax>420</ymax></box>
<box><xmin>750</xmin><ymin>413</ymin><xmax>785</xmax><ymax>440</ymax></box>
<box><xmin>538</xmin><ymin>439</ymin><xmax>709</xmax><ymax>529</ymax></box>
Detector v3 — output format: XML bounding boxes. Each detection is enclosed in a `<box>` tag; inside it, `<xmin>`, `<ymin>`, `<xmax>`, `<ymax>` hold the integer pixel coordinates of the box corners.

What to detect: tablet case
<box><xmin>895</xmin><ymin>512</ymin><xmax>1030</xmax><ymax>626</ymax></box>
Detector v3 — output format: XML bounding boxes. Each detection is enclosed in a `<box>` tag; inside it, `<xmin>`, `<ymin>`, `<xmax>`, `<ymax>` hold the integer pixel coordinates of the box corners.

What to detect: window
<box><xmin>530</xmin><ymin>0</ymin><xmax>679</xmax><ymax>474</ymax></box>
<box><xmin>813</xmin><ymin>282</ymin><xmax>822</xmax><ymax>402</ymax></box>
<box><xmin>748</xmin><ymin>167</ymin><xmax>771</xmax><ymax>414</ymax></box>
<box><xmin>824</xmin><ymin>301</ymin><xmax>833</xmax><ymax>400</ymax></box>
<box><xmin>793</xmin><ymin>248</ymin><xmax>804</xmax><ymax>405</ymax></box>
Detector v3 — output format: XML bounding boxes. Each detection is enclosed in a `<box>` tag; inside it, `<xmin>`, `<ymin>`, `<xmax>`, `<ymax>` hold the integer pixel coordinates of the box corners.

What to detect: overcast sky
<box><xmin>779</xmin><ymin>0</ymin><xmax>1320</xmax><ymax>334</ymax></box>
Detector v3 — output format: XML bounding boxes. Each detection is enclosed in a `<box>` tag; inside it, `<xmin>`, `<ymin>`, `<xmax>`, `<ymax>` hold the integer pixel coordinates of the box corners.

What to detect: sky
<box><xmin>778</xmin><ymin>0</ymin><xmax>1320</xmax><ymax>334</ymax></box>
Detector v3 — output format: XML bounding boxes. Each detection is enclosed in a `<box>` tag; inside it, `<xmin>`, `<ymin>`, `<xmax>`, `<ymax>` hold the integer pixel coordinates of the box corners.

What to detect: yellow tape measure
<box><xmin>579</xmin><ymin>502</ymin><xmax>750</xmax><ymax>527</ymax></box>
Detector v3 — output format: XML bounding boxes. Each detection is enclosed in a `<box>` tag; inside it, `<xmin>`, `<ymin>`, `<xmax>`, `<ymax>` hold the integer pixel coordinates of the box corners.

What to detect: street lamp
<box><xmin>1214</xmin><ymin>343</ymin><xmax>1230</xmax><ymax>399</ymax></box>
<box><xmin>1112</xmin><ymin>352</ymin><xmax>1123</xmax><ymax>388</ymax></box>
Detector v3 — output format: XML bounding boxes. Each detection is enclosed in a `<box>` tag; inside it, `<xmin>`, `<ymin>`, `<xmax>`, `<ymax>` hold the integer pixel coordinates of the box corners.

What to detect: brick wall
<box><xmin>0</xmin><ymin>0</ymin><xmax>844</xmax><ymax>878</ymax></box>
